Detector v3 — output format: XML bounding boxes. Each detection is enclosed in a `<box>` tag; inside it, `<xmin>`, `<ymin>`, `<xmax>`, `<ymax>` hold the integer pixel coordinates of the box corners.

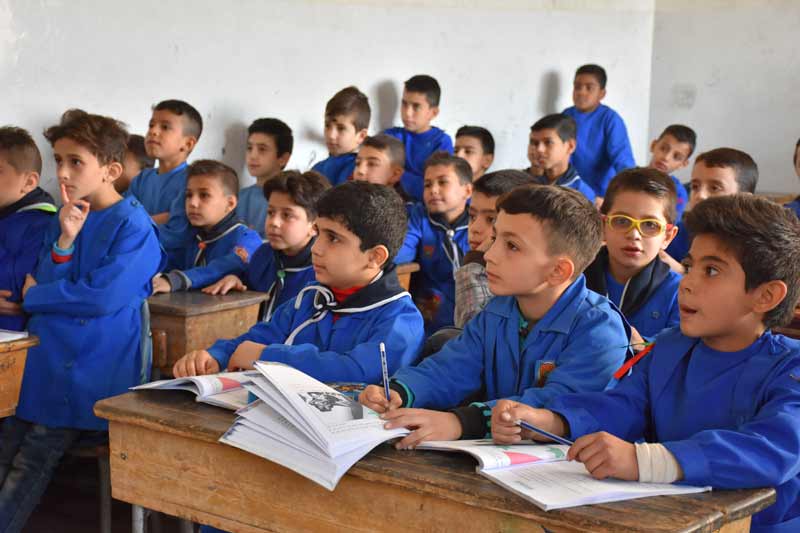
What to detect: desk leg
<box><xmin>716</xmin><ymin>516</ymin><xmax>751</xmax><ymax>533</ymax></box>
<box><xmin>132</xmin><ymin>505</ymin><xmax>146</xmax><ymax>533</ymax></box>
<box><xmin>178</xmin><ymin>519</ymin><xmax>195</xmax><ymax>533</ymax></box>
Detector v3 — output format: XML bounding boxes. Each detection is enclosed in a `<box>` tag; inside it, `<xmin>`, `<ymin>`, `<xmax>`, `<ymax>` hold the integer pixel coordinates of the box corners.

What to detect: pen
<box><xmin>515</xmin><ymin>419</ymin><xmax>574</xmax><ymax>446</ymax></box>
<box><xmin>380</xmin><ymin>342</ymin><xmax>390</xmax><ymax>402</ymax></box>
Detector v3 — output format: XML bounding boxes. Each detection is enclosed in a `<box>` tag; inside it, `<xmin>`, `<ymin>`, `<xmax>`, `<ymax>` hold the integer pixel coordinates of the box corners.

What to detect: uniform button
<box><xmin>651</xmin><ymin>311</ymin><xmax>661</xmax><ymax>319</ymax></box>
<box><xmin>63</xmin><ymin>396</ymin><xmax>69</xmax><ymax>404</ymax></box>
<box><xmin>65</xmin><ymin>361</ymin><xmax>73</xmax><ymax>369</ymax></box>
<box><xmin>79</xmin><ymin>319</ymin><xmax>86</xmax><ymax>325</ymax></box>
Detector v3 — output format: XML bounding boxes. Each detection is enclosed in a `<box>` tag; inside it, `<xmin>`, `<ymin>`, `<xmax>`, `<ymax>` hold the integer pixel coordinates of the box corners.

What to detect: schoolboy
<box><xmin>0</xmin><ymin>110</ymin><xmax>165</xmax><ymax>531</ymax></box>
<box><xmin>361</xmin><ymin>185</ymin><xmax>629</xmax><ymax>448</ymax></box>
<box><xmin>352</xmin><ymin>134</ymin><xmax>411</xmax><ymax>202</ymax></box>
<box><xmin>648</xmin><ymin>124</ymin><xmax>696</xmax><ymax>220</ymax></box>
<box><xmin>563</xmin><ymin>64</ymin><xmax>635</xmax><ymax>199</ymax></box>
<box><xmin>528</xmin><ymin>114</ymin><xmax>596</xmax><ymax>202</ymax></box>
<box><xmin>584</xmin><ymin>168</ymin><xmax>680</xmax><ymax>346</ymax></box>
<box><xmin>151</xmin><ymin>160</ymin><xmax>262</xmax><ymax>293</ymax></box>
<box><xmin>785</xmin><ymin>138</ymin><xmax>800</xmax><ymax>218</ymax></box>
<box><xmin>312</xmin><ymin>86</ymin><xmax>370</xmax><ymax>186</ymax></box>
<box><xmin>237</xmin><ymin>118</ymin><xmax>293</xmax><ymax>238</ymax></box>
<box><xmin>493</xmin><ymin>194</ymin><xmax>800</xmax><ymax>533</ymax></box>
<box><xmin>0</xmin><ymin>126</ymin><xmax>56</xmax><ymax>331</ymax></box>
<box><xmin>385</xmin><ymin>74</ymin><xmax>454</xmax><ymax>201</ymax></box>
<box><xmin>171</xmin><ymin>181</ymin><xmax>424</xmax><ymax>384</ymax></box>
<box><xmin>203</xmin><ymin>170</ymin><xmax>329</xmax><ymax>322</ymax></box>
<box><xmin>395</xmin><ymin>152</ymin><xmax>472</xmax><ymax>335</ymax></box>
<box><xmin>115</xmin><ymin>134</ymin><xmax>154</xmax><ymax>194</ymax></box>
<box><xmin>455</xmin><ymin>125</ymin><xmax>495</xmax><ymax>181</ymax></box>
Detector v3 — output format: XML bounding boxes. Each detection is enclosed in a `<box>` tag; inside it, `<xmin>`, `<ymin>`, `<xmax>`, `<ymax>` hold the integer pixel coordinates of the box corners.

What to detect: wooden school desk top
<box><xmin>95</xmin><ymin>391</ymin><xmax>775</xmax><ymax>533</ymax></box>
<box><xmin>0</xmin><ymin>335</ymin><xmax>38</xmax><ymax>418</ymax></box>
<box><xmin>147</xmin><ymin>291</ymin><xmax>270</xmax><ymax>317</ymax></box>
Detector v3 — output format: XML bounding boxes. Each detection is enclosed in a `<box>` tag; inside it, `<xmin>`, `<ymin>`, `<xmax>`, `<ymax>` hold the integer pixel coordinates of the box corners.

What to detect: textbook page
<box><xmin>132</xmin><ymin>371</ymin><xmax>256</xmax><ymax>410</ymax></box>
<box><xmin>0</xmin><ymin>329</ymin><xmax>28</xmax><ymax>343</ymax></box>
<box><xmin>417</xmin><ymin>439</ymin><xmax>568</xmax><ymax>471</ymax></box>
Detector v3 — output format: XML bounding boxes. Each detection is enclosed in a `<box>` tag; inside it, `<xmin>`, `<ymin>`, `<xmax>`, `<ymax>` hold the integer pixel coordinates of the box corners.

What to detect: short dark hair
<box><xmin>404</xmin><ymin>74</ymin><xmax>441</xmax><ymax>107</ymax></box>
<box><xmin>575</xmin><ymin>64</ymin><xmax>607</xmax><ymax>89</ymax></box>
<box><xmin>531</xmin><ymin>114</ymin><xmax>577</xmax><ymax>142</ymax></box>
<box><xmin>262</xmin><ymin>170</ymin><xmax>330</xmax><ymax>220</ymax></box>
<box><xmin>658</xmin><ymin>124</ymin><xmax>697</xmax><ymax>157</ymax></box>
<box><xmin>473</xmin><ymin>169</ymin><xmax>534</xmax><ymax>198</ymax></box>
<box><xmin>424</xmin><ymin>151</ymin><xmax>473</xmax><ymax>185</ymax></box>
<box><xmin>316</xmin><ymin>181</ymin><xmax>408</xmax><ymax>265</ymax></box>
<box><xmin>325</xmin><ymin>86</ymin><xmax>371</xmax><ymax>131</ymax></box>
<box><xmin>601</xmin><ymin>167</ymin><xmax>678</xmax><ymax>224</ymax></box>
<box><xmin>695</xmin><ymin>148</ymin><xmax>759</xmax><ymax>194</ymax></box>
<box><xmin>44</xmin><ymin>109</ymin><xmax>128</xmax><ymax>166</ymax></box>
<box><xmin>684</xmin><ymin>194</ymin><xmax>800</xmax><ymax>328</ymax></box>
<box><xmin>126</xmin><ymin>134</ymin><xmax>154</xmax><ymax>171</ymax></box>
<box><xmin>362</xmin><ymin>134</ymin><xmax>405</xmax><ymax>168</ymax></box>
<box><xmin>153</xmin><ymin>99</ymin><xmax>203</xmax><ymax>139</ymax></box>
<box><xmin>248</xmin><ymin>118</ymin><xmax>293</xmax><ymax>158</ymax></box>
<box><xmin>456</xmin><ymin>126</ymin><xmax>495</xmax><ymax>155</ymax></box>
<box><xmin>187</xmin><ymin>159</ymin><xmax>239</xmax><ymax>197</ymax></box>
<box><xmin>497</xmin><ymin>184</ymin><xmax>602</xmax><ymax>275</ymax></box>
<box><xmin>0</xmin><ymin>126</ymin><xmax>42</xmax><ymax>174</ymax></box>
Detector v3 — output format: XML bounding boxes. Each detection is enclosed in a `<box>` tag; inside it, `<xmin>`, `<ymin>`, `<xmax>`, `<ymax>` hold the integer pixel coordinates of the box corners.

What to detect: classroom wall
<box><xmin>649</xmin><ymin>0</ymin><xmax>800</xmax><ymax>193</ymax></box>
<box><xmin>0</xmin><ymin>0</ymin><xmax>655</xmax><ymax>197</ymax></box>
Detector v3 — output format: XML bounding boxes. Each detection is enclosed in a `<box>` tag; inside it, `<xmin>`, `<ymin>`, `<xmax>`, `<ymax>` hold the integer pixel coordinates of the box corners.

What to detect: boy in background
<box><xmin>648</xmin><ymin>124</ymin><xmax>696</xmax><ymax>220</ymax></box>
<box><xmin>312</xmin><ymin>86</ymin><xmax>370</xmax><ymax>186</ymax></box>
<box><xmin>352</xmin><ymin>134</ymin><xmax>411</xmax><ymax>201</ymax></box>
<box><xmin>115</xmin><ymin>134</ymin><xmax>154</xmax><ymax>194</ymax></box>
<box><xmin>455</xmin><ymin>125</ymin><xmax>494</xmax><ymax>181</ymax></box>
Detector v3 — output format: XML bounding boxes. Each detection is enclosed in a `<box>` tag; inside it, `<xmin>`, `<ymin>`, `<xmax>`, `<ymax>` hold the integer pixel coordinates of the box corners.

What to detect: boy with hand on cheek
<box><xmin>352</xmin><ymin>134</ymin><xmax>411</xmax><ymax>202</ymax></box>
<box><xmin>455</xmin><ymin>126</ymin><xmax>494</xmax><ymax>181</ymax></box>
<box><xmin>312</xmin><ymin>87</ymin><xmax>370</xmax><ymax>186</ymax></box>
<box><xmin>647</xmin><ymin>124</ymin><xmax>696</xmax><ymax>220</ymax></box>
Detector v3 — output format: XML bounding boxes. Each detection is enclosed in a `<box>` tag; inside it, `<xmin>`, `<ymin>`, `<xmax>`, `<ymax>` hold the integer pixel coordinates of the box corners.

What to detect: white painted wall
<box><xmin>649</xmin><ymin>0</ymin><xmax>800</xmax><ymax>193</ymax></box>
<box><xmin>0</xmin><ymin>0</ymin><xmax>654</xmax><ymax>198</ymax></box>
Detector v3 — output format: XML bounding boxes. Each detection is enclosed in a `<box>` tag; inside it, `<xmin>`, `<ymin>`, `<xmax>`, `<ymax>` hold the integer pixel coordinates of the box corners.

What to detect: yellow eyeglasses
<box><xmin>602</xmin><ymin>214</ymin><xmax>673</xmax><ymax>238</ymax></box>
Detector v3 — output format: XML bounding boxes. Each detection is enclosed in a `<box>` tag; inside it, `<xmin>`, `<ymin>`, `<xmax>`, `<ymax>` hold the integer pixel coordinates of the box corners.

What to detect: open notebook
<box><xmin>132</xmin><ymin>371</ymin><xmax>256</xmax><ymax>410</ymax></box>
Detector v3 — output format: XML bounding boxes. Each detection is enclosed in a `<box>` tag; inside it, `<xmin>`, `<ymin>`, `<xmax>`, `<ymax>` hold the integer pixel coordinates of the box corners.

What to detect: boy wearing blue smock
<box><xmin>0</xmin><ymin>110</ymin><xmax>165</xmax><ymax>532</ymax></box>
<box><xmin>647</xmin><ymin>124</ymin><xmax>696</xmax><ymax>220</ymax></box>
<box><xmin>312</xmin><ymin>86</ymin><xmax>370</xmax><ymax>186</ymax></box>
<box><xmin>494</xmin><ymin>194</ymin><xmax>800</xmax><ymax>533</ymax></box>
<box><xmin>361</xmin><ymin>185</ymin><xmax>629</xmax><ymax>448</ymax></box>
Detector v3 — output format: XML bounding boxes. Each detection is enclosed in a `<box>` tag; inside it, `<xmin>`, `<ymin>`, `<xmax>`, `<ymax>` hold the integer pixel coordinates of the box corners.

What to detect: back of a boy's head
<box><xmin>126</xmin><ymin>134</ymin><xmax>155</xmax><ymax>170</ymax></box>
<box><xmin>530</xmin><ymin>114</ymin><xmax>577</xmax><ymax>142</ymax></box>
<box><xmin>473</xmin><ymin>169</ymin><xmax>534</xmax><ymax>198</ymax></box>
<box><xmin>695</xmin><ymin>148</ymin><xmax>758</xmax><ymax>194</ymax></box>
<box><xmin>153</xmin><ymin>99</ymin><xmax>203</xmax><ymax>140</ymax></box>
<box><xmin>316</xmin><ymin>181</ymin><xmax>408</xmax><ymax>265</ymax></box>
<box><xmin>44</xmin><ymin>109</ymin><xmax>128</xmax><ymax>165</ymax></box>
<box><xmin>456</xmin><ymin>126</ymin><xmax>495</xmax><ymax>155</ymax></box>
<box><xmin>659</xmin><ymin>124</ymin><xmax>697</xmax><ymax>156</ymax></box>
<box><xmin>404</xmin><ymin>74</ymin><xmax>441</xmax><ymax>107</ymax></box>
<box><xmin>601</xmin><ymin>167</ymin><xmax>678</xmax><ymax>224</ymax></box>
<box><xmin>0</xmin><ymin>126</ymin><xmax>42</xmax><ymax>174</ymax></box>
<box><xmin>497</xmin><ymin>184</ymin><xmax>602</xmax><ymax>275</ymax></box>
<box><xmin>263</xmin><ymin>170</ymin><xmax>330</xmax><ymax>219</ymax></box>
<box><xmin>362</xmin><ymin>134</ymin><xmax>405</xmax><ymax>168</ymax></box>
<box><xmin>424</xmin><ymin>151</ymin><xmax>472</xmax><ymax>185</ymax></box>
<box><xmin>187</xmin><ymin>159</ymin><xmax>239</xmax><ymax>198</ymax></box>
<box><xmin>575</xmin><ymin>64</ymin><xmax>607</xmax><ymax>89</ymax></box>
<box><xmin>248</xmin><ymin>118</ymin><xmax>294</xmax><ymax>157</ymax></box>
<box><xmin>684</xmin><ymin>194</ymin><xmax>800</xmax><ymax>328</ymax></box>
<box><xmin>325</xmin><ymin>86</ymin><xmax>371</xmax><ymax>132</ymax></box>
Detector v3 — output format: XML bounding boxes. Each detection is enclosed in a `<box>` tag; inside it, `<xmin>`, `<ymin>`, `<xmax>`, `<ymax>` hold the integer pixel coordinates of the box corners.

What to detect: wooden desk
<box><xmin>95</xmin><ymin>392</ymin><xmax>775</xmax><ymax>533</ymax></box>
<box><xmin>775</xmin><ymin>307</ymin><xmax>800</xmax><ymax>340</ymax></box>
<box><xmin>396</xmin><ymin>262</ymin><xmax>419</xmax><ymax>291</ymax></box>
<box><xmin>148</xmin><ymin>291</ymin><xmax>269</xmax><ymax>377</ymax></box>
<box><xmin>757</xmin><ymin>191</ymin><xmax>796</xmax><ymax>205</ymax></box>
<box><xmin>0</xmin><ymin>336</ymin><xmax>37</xmax><ymax>418</ymax></box>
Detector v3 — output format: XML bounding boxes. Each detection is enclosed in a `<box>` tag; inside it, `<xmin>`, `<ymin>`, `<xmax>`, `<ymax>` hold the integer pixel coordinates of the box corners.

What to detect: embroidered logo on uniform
<box><xmin>234</xmin><ymin>246</ymin><xmax>250</xmax><ymax>263</ymax></box>
<box><xmin>537</xmin><ymin>362</ymin><xmax>556</xmax><ymax>387</ymax></box>
<box><xmin>423</xmin><ymin>245</ymin><xmax>435</xmax><ymax>258</ymax></box>
<box><xmin>651</xmin><ymin>311</ymin><xmax>661</xmax><ymax>319</ymax></box>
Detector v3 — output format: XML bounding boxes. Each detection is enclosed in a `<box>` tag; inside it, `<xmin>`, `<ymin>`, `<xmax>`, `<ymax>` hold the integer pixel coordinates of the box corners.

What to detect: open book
<box><xmin>219</xmin><ymin>362</ymin><xmax>408</xmax><ymax>490</ymax></box>
<box><xmin>0</xmin><ymin>329</ymin><xmax>28</xmax><ymax>343</ymax></box>
<box><xmin>418</xmin><ymin>439</ymin><xmax>711</xmax><ymax>511</ymax></box>
<box><xmin>132</xmin><ymin>371</ymin><xmax>256</xmax><ymax>411</ymax></box>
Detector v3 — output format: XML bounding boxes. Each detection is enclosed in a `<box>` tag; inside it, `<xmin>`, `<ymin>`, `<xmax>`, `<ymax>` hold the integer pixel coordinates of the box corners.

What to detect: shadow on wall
<box><xmin>537</xmin><ymin>70</ymin><xmax>562</xmax><ymax>116</ymax></box>
<box><xmin>372</xmin><ymin>79</ymin><xmax>400</xmax><ymax>131</ymax></box>
<box><xmin>221</xmin><ymin>121</ymin><xmax>248</xmax><ymax>183</ymax></box>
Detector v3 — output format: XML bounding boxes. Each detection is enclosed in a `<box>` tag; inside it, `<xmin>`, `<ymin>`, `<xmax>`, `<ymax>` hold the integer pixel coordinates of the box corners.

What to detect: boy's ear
<box><xmin>548</xmin><ymin>256</ymin><xmax>575</xmax><ymax>286</ymax></box>
<box><xmin>565</xmin><ymin>138</ymin><xmax>577</xmax><ymax>157</ymax></box>
<box><xmin>481</xmin><ymin>154</ymin><xmax>495</xmax><ymax>171</ymax></box>
<box><xmin>367</xmin><ymin>244</ymin><xmax>390</xmax><ymax>270</ymax></box>
<box><xmin>277</xmin><ymin>151</ymin><xmax>291</xmax><ymax>169</ymax></box>
<box><xmin>677</xmin><ymin>158</ymin><xmax>690</xmax><ymax>170</ymax></box>
<box><xmin>104</xmin><ymin>162</ymin><xmax>124</xmax><ymax>183</ymax></box>
<box><xmin>226</xmin><ymin>194</ymin><xmax>238</xmax><ymax>212</ymax></box>
<box><xmin>751</xmin><ymin>280</ymin><xmax>788</xmax><ymax>316</ymax></box>
<box><xmin>599</xmin><ymin>88</ymin><xmax>607</xmax><ymax>101</ymax></box>
<box><xmin>389</xmin><ymin>165</ymin><xmax>404</xmax><ymax>185</ymax></box>
<box><xmin>21</xmin><ymin>171</ymin><xmax>40</xmax><ymax>194</ymax></box>
<box><xmin>181</xmin><ymin>136</ymin><xmax>198</xmax><ymax>154</ymax></box>
<box><xmin>464</xmin><ymin>182</ymin><xmax>473</xmax><ymax>199</ymax></box>
<box><xmin>355</xmin><ymin>129</ymin><xmax>368</xmax><ymax>146</ymax></box>
<box><xmin>649</xmin><ymin>139</ymin><xmax>658</xmax><ymax>154</ymax></box>
<box><xmin>430</xmin><ymin>106</ymin><xmax>440</xmax><ymax>120</ymax></box>
<box><xmin>662</xmin><ymin>223</ymin><xmax>679</xmax><ymax>249</ymax></box>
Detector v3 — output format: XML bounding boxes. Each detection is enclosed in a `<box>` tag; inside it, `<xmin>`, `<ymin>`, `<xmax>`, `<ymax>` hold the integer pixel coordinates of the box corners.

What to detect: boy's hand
<box><xmin>358</xmin><ymin>384</ymin><xmax>402</xmax><ymax>414</ymax></box>
<box><xmin>227</xmin><ymin>341</ymin><xmax>267</xmax><ymax>371</ymax></box>
<box><xmin>659</xmin><ymin>249</ymin><xmax>684</xmax><ymax>274</ymax></box>
<box><xmin>57</xmin><ymin>183</ymin><xmax>90</xmax><ymax>249</ymax></box>
<box><xmin>381</xmin><ymin>408</ymin><xmax>462</xmax><ymax>449</ymax></box>
<box><xmin>151</xmin><ymin>212</ymin><xmax>170</xmax><ymax>225</ymax></box>
<box><xmin>151</xmin><ymin>275</ymin><xmax>171</xmax><ymax>295</ymax></box>
<box><xmin>21</xmin><ymin>275</ymin><xmax>37</xmax><ymax>299</ymax></box>
<box><xmin>172</xmin><ymin>350</ymin><xmax>220</xmax><ymax>377</ymax></box>
<box><xmin>630</xmin><ymin>326</ymin><xmax>646</xmax><ymax>351</ymax></box>
<box><xmin>202</xmin><ymin>275</ymin><xmax>246</xmax><ymax>295</ymax></box>
<box><xmin>491</xmin><ymin>399</ymin><xmax>566</xmax><ymax>444</ymax></box>
<box><xmin>0</xmin><ymin>290</ymin><xmax>22</xmax><ymax>316</ymax></box>
<box><xmin>568</xmin><ymin>432</ymin><xmax>639</xmax><ymax>481</ymax></box>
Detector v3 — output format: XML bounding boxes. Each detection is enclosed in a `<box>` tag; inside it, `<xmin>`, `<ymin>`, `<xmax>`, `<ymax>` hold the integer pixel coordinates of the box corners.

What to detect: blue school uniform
<box><xmin>785</xmin><ymin>197</ymin><xmax>800</xmax><ymax>219</ymax></box>
<box><xmin>563</xmin><ymin>104</ymin><xmax>635</xmax><ymax>196</ymax></box>
<box><xmin>584</xmin><ymin>248</ymin><xmax>680</xmax><ymax>340</ymax></box>
<box><xmin>162</xmin><ymin>212</ymin><xmax>262</xmax><ymax>291</ymax></box>
<box><xmin>395</xmin><ymin>203</ymin><xmax>469</xmax><ymax>335</ymax></box>
<box><xmin>665</xmin><ymin>219</ymin><xmax>691</xmax><ymax>262</ymax></box>
<box><xmin>670</xmin><ymin>175</ymin><xmax>688</xmax><ymax>220</ymax></box>
<box><xmin>207</xmin><ymin>265</ymin><xmax>424</xmax><ymax>383</ymax></box>
<box><xmin>384</xmin><ymin>126</ymin><xmax>454</xmax><ymax>202</ymax></box>
<box><xmin>0</xmin><ymin>188</ymin><xmax>57</xmax><ymax>331</ymax></box>
<box><xmin>548</xmin><ymin>328</ymin><xmax>800</xmax><ymax>533</ymax></box>
<box><xmin>312</xmin><ymin>153</ymin><xmax>356</xmax><ymax>186</ymax></box>
<box><xmin>245</xmin><ymin>238</ymin><xmax>316</xmax><ymax>321</ymax></box>
<box><xmin>18</xmin><ymin>196</ymin><xmax>166</xmax><ymax>430</ymax></box>
<box><xmin>236</xmin><ymin>184</ymin><xmax>268</xmax><ymax>238</ymax></box>
<box><xmin>532</xmin><ymin>164</ymin><xmax>596</xmax><ymax>203</ymax></box>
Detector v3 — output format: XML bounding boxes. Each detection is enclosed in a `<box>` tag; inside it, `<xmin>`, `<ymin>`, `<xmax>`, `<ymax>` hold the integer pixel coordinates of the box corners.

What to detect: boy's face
<box><xmin>649</xmin><ymin>134</ymin><xmax>692</xmax><ymax>175</ymax></box>
<box><xmin>324</xmin><ymin>114</ymin><xmax>366</xmax><ymax>156</ymax></box>
<box><xmin>423</xmin><ymin>164</ymin><xmax>472</xmax><ymax>222</ymax></box>
<box><xmin>146</xmin><ymin>110</ymin><xmax>195</xmax><ymax>162</ymax></box>
<box><xmin>572</xmin><ymin>74</ymin><xmax>606</xmax><ymax>113</ymax></box>
<box><xmin>0</xmin><ymin>155</ymin><xmax>37</xmax><ymax>210</ymax></box>
<box><xmin>247</xmin><ymin>133</ymin><xmax>289</xmax><ymax>180</ymax></box>
<box><xmin>185</xmin><ymin>175</ymin><xmax>236</xmax><ymax>231</ymax></box>
<box><xmin>400</xmin><ymin>90</ymin><xmax>438</xmax><ymax>133</ymax></box>
<box><xmin>528</xmin><ymin>129</ymin><xmax>575</xmax><ymax>177</ymax></box>
<box><xmin>467</xmin><ymin>190</ymin><xmax>498</xmax><ymax>251</ymax></box>
<box><xmin>603</xmin><ymin>191</ymin><xmax>677</xmax><ymax>276</ymax></box>
<box><xmin>265</xmin><ymin>191</ymin><xmax>315</xmax><ymax>255</ymax></box>
<box><xmin>688</xmin><ymin>160</ymin><xmax>739</xmax><ymax>210</ymax></box>
<box><xmin>115</xmin><ymin>150</ymin><xmax>142</xmax><ymax>193</ymax></box>
<box><xmin>455</xmin><ymin>136</ymin><xmax>493</xmax><ymax>179</ymax></box>
<box><xmin>54</xmin><ymin>137</ymin><xmax>117</xmax><ymax>204</ymax></box>
<box><xmin>311</xmin><ymin>216</ymin><xmax>381</xmax><ymax>289</ymax></box>
<box><xmin>353</xmin><ymin>146</ymin><xmax>402</xmax><ymax>186</ymax></box>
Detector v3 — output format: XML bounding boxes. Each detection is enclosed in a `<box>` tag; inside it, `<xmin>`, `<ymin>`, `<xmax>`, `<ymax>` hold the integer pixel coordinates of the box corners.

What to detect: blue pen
<box><xmin>515</xmin><ymin>419</ymin><xmax>574</xmax><ymax>446</ymax></box>
<box><xmin>380</xmin><ymin>342</ymin><xmax>390</xmax><ymax>402</ymax></box>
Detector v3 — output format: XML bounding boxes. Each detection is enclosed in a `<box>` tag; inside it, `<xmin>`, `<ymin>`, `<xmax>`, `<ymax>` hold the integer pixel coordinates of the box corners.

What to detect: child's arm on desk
<box><xmin>151</xmin><ymin>212</ymin><xmax>169</xmax><ymax>225</ymax></box>
<box><xmin>202</xmin><ymin>274</ymin><xmax>247</xmax><ymax>295</ymax></box>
